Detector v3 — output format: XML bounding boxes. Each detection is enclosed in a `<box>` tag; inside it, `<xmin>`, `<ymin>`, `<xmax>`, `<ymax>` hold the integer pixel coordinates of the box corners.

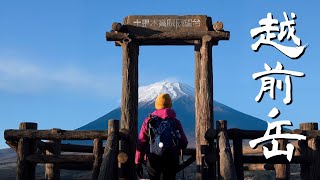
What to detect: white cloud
<box><xmin>0</xmin><ymin>59</ymin><xmax>119</xmax><ymax>95</ymax></box>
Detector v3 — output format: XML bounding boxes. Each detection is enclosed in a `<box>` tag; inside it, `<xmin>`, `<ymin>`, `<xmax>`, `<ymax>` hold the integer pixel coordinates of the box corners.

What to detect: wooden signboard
<box><xmin>123</xmin><ymin>15</ymin><xmax>213</xmax><ymax>36</ymax></box>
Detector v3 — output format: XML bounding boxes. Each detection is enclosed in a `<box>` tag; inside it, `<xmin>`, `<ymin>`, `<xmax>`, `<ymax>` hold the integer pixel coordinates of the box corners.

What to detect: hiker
<box><xmin>135</xmin><ymin>93</ymin><xmax>188</xmax><ymax>180</ymax></box>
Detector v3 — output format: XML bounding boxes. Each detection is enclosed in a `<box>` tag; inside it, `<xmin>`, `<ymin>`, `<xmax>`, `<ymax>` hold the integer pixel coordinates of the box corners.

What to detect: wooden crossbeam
<box><xmin>26</xmin><ymin>154</ymin><xmax>94</xmax><ymax>164</ymax></box>
<box><xmin>106</xmin><ymin>31</ymin><xmax>229</xmax><ymax>43</ymax></box>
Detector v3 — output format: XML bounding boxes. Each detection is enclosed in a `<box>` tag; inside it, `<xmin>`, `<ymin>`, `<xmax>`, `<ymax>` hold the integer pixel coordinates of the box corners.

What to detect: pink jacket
<box><xmin>135</xmin><ymin>108</ymin><xmax>188</xmax><ymax>164</ymax></box>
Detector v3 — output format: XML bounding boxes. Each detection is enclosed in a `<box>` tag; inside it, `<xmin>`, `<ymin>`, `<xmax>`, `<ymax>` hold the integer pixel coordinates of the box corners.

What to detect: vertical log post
<box><xmin>120</xmin><ymin>38</ymin><xmax>139</xmax><ymax>180</ymax></box>
<box><xmin>108</xmin><ymin>119</ymin><xmax>119</xmax><ymax>179</ymax></box>
<box><xmin>194</xmin><ymin>40</ymin><xmax>201</xmax><ymax>179</ymax></box>
<box><xmin>299</xmin><ymin>122</ymin><xmax>319</xmax><ymax>180</ymax></box>
<box><xmin>216</xmin><ymin>120</ymin><xmax>237</xmax><ymax>180</ymax></box>
<box><xmin>17</xmin><ymin>122</ymin><xmax>37</xmax><ymax>180</ymax></box>
<box><xmin>99</xmin><ymin>119</ymin><xmax>119</xmax><ymax>180</ymax></box>
<box><xmin>233</xmin><ymin>129</ymin><xmax>244</xmax><ymax>180</ymax></box>
<box><xmin>45</xmin><ymin>129</ymin><xmax>61</xmax><ymax>180</ymax></box>
<box><xmin>275</xmin><ymin>139</ymin><xmax>290</xmax><ymax>180</ymax></box>
<box><xmin>195</xmin><ymin>35</ymin><xmax>214</xmax><ymax>180</ymax></box>
<box><xmin>45</xmin><ymin>128</ymin><xmax>61</xmax><ymax>180</ymax></box>
<box><xmin>118</xmin><ymin>128</ymin><xmax>129</xmax><ymax>180</ymax></box>
<box><xmin>92</xmin><ymin>138</ymin><xmax>102</xmax><ymax>180</ymax></box>
<box><xmin>194</xmin><ymin>39</ymin><xmax>201</xmax><ymax>180</ymax></box>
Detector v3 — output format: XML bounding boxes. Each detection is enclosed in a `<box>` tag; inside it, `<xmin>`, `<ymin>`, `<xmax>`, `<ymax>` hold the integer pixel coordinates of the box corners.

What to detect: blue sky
<box><xmin>1</xmin><ymin>1</ymin><xmax>319</xmax><ymax>149</ymax></box>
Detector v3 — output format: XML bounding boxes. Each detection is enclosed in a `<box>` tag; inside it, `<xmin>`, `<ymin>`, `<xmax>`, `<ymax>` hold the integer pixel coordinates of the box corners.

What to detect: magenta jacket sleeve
<box><xmin>135</xmin><ymin>117</ymin><xmax>149</xmax><ymax>164</ymax></box>
<box><xmin>175</xmin><ymin>119</ymin><xmax>188</xmax><ymax>149</ymax></box>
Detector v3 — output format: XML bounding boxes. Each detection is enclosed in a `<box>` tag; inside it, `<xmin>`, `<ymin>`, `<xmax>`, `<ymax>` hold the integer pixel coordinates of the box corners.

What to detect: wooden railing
<box><xmin>216</xmin><ymin>120</ymin><xmax>320</xmax><ymax>180</ymax></box>
<box><xmin>7</xmin><ymin>119</ymin><xmax>319</xmax><ymax>180</ymax></box>
<box><xmin>4</xmin><ymin>119</ymin><xmax>196</xmax><ymax>180</ymax></box>
<box><xmin>4</xmin><ymin>120</ymin><xmax>127</xmax><ymax>180</ymax></box>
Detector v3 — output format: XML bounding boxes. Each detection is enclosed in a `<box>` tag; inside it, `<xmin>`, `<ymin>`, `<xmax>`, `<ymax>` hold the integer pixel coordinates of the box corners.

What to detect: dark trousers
<box><xmin>146</xmin><ymin>152</ymin><xmax>179</xmax><ymax>180</ymax></box>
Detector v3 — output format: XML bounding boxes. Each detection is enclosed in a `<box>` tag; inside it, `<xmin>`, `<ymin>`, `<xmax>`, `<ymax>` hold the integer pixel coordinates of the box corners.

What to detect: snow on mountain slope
<box><xmin>138</xmin><ymin>81</ymin><xmax>194</xmax><ymax>106</ymax></box>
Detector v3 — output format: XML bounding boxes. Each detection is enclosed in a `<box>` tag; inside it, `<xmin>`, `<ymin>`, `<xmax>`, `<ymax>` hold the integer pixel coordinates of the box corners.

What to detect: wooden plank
<box><xmin>227</xmin><ymin>128</ymin><xmax>320</xmax><ymax>139</ymax></box>
<box><xmin>76</xmin><ymin>137</ymin><xmax>195</xmax><ymax>153</ymax></box>
<box><xmin>92</xmin><ymin>138</ymin><xmax>102</xmax><ymax>180</ymax></box>
<box><xmin>306</xmin><ymin>136</ymin><xmax>320</xmax><ymax>180</ymax></box>
<box><xmin>195</xmin><ymin>35</ymin><xmax>214</xmax><ymax>180</ymax></box>
<box><xmin>132</xmin><ymin>40</ymin><xmax>198</xmax><ymax>46</ymax></box>
<box><xmin>17</xmin><ymin>122</ymin><xmax>37</xmax><ymax>180</ymax></box>
<box><xmin>123</xmin><ymin>15</ymin><xmax>212</xmax><ymax>34</ymax></box>
<box><xmin>61</xmin><ymin>144</ymin><xmax>97</xmax><ymax>153</ymax></box>
<box><xmin>98</xmin><ymin>133</ymin><xmax>118</xmax><ymax>180</ymax></box>
<box><xmin>112</xmin><ymin>22</ymin><xmax>122</xmax><ymax>31</ymax></box>
<box><xmin>98</xmin><ymin>120</ymin><xmax>119</xmax><ymax>180</ymax></box>
<box><xmin>216</xmin><ymin>121</ymin><xmax>222</xmax><ymax>180</ymax></box>
<box><xmin>17</xmin><ymin>138</ymin><xmax>30</xmax><ymax>180</ymax></box>
<box><xmin>275</xmin><ymin>139</ymin><xmax>290</xmax><ymax>180</ymax></box>
<box><xmin>120</xmin><ymin>38</ymin><xmax>139</xmax><ymax>180</ymax></box>
<box><xmin>176</xmin><ymin>154</ymin><xmax>196</xmax><ymax>173</ymax></box>
<box><xmin>287</xmin><ymin>129</ymin><xmax>320</xmax><ymax>138</ymax></box>
<box><xmin>5</xmin><ymin>140</ymin><xmax>17</xmax><ymax>152</ymax></box>
<box><xmin>5</xmin><ymin>129</ymin><xmax>110</xmax><ymax>140</ymax></box>
<box><xmin>227</xmin><ymin>129</ymin><xmax>266</xmax><ymax>139</ymax></box>
<box><xmin>27</xmin><ymin>155</ymin><xmax>94</xmax><ymax>164</ymax></box>
<box><xmin>118</xmin><ymin>128</ymin><xmax>130</xmax><ymax>179</ymax></box>
<box><xmin>217</xmin><ymin>120</ymin><xmax>237</xmax><ymax>180</ymax></box>
<box><xmin>194</xmin><ymin>39</ymin><xmax>201</xmax><ymax>180</ymax></box>
<box><xmin>106</xmin><ymin>31</ymin><xmax>229</xmax><ymax>42</ymax></box>
<box><xmin>300</xmin><ymin>123</ymin><xmax>318</xmax><ymax>131</ymax></box>
<box><xmin>23</xmin><ymin>122</ymin><xmax>38</xmax><ymax>180</ymax></box>
<box><xmin>233</xmin><ymin>135</ymin><xmax>243</xmax><ymax>180</ymax></box>
<box><xmin>45</xmin><ymin>129</ymin><xmax>62</xmax><ymax>180</ymax></box>
<box><xmin>115</xmin><ymin>40</ymin><xmax>219</xmax><ymax>46</ymax></box>
<box><xmin>45</xmin><ymin>138</ymin><xmax>61</xmax><ymax>180</ymax></box>
<box><xmin>60</xmin><ymin>163</ymin><xmax>92</xmax><ymax>170</ymax></box>
<box><xmin>299</xmin><ymin>123</ymin><xmax>320</xmax><ymax>180</ymax></box>
<box><xmin>242</xmin><ymin>141</ymin><xmax>300</xmax><ymax>156</ymax></box>
<box><xmin>243</xmin><ymin>164</ymin><xmax>275</xmax><ymax>171</ymax></box>
<box><xmin>38</xmin><ymin>141</ymin><xmax>101</xmax><ymax>154</ymax></box>
<box><xmin>108</xmin><ymin>120</ymin><xmax>119</xmax><ymax>178</ymax></box>
<box><xmin>243</xmin><ymin>155</ymin><xmax>308</xmax><ymax>164</ymax></box>
<box><xmin>19</xmin><ymin>122</ymin><xmax>38</xmax><ymax>130</ymax></box>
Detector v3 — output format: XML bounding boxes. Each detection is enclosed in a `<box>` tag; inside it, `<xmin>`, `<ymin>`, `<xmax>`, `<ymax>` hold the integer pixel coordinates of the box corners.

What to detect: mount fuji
<box><xmin>76</xmin><ymin>81</ymin><xmax>267</xmax><ymax>146</ymax></box>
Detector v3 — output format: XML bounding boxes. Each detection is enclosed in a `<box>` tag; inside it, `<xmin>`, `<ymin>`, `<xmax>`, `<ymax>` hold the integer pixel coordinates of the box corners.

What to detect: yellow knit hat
<box><xmin>155</xmin><ymin>93</ymin><xmax>172</xmax><ymax>110</ymax></box>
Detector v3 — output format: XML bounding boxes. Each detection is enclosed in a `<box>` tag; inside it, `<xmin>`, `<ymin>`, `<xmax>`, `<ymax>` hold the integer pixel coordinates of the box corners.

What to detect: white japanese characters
<box><xmin>249</xmin><ymin>121</ymin><xmax>306</xmax><ymax>161</ymax></box>
<box><xmin>252</xmin><ymin>61</ymin><xmax>304</xmax><ymax>105</ymax></box>
<box><xmin>249</xmin><ymin>12</ymin><xmax>307</xmax><ymax>162</ymax></box>
<box><xmin>251</xmin><ymin>12</ymin><xmax>307</xmax><ymax>59</ymax></box>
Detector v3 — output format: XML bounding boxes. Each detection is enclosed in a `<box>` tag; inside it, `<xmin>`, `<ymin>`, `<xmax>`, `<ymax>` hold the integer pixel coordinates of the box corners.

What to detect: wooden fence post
<box><xmin>92</xmin><ymin>138</ymin><xmax>102</xmax><ymax>180</ymax></box>
<box><xmin>45</xmin><ymin>128</ymin><xmax>61</xmax><ymax>180</ymax></box>
<box><xmin>120</xmin><ymin>38</ymin><xmax>139</xmax><ymax>180</ymax></box>
<box><xmin>275</xmin><ymin>139</ymin><xmax>290</xmax><ymax>180</ymax></box>
<box><xmin>98</xmin><ymin>119</ymin><xmax>119</xmax><ymax>180</ymax></box>
<box><xmin>216</xmin><ymin>120</ymin><xmax>237</xmax><ymax>180</ymax></box>
<box><xmin>299</xmin><ymin>122</ymin><xmax>319</xmax><ymax>180</ymax></box>
<box><xmin>195</xmin><ymin>35</ymin><xmax>214</xmax><ymax>180</ymax></box>
<box><xmin>17</xmin><ymin>122</ymin><xmax>37</xmax><ymax>180</ymax></box>
<box><xmin>233</xmin><ymin>129</ymin><xmax>244</xmax><ymax>180</ymax></box>
<box><xmin>118</xmin><ymin>128</ymin><xmax>129</xmax><ymax>180</ymax></box>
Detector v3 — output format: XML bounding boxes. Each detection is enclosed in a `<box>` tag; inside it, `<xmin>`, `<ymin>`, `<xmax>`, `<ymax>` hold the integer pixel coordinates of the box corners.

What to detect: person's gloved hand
<box><xmin>136</xmin><ymin>163</ymin><xmax>144</xmax><ymax>178</ymax></box>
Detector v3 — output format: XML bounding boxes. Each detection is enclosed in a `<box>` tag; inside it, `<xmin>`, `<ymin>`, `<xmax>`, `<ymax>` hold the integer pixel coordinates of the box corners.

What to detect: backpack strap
<box><xmin>147</xmin><ymin>114</ymin><xmax>159</xmax><ymax>141</ymax></box>
<box><xmin>147</xmin><ymin>114</ymin><xmax>159</xmax><ymax>129</ymax></box>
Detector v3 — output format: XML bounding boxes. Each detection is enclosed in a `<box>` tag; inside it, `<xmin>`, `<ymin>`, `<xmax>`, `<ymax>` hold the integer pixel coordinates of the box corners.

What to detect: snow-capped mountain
<box><xmin>138</xmin><ymin>82</ymin><xmax>194</xmax><ymax>106</ymax></box>
<box><xmin>76</xmin><ymin>81</ymin><xmax>267</xmax><ymax>146</ymax></box>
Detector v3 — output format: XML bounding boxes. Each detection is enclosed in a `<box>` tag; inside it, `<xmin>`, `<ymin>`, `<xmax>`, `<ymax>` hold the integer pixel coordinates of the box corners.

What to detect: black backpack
<box><xmin>147</xmin><ymin>115</ymin><xmax>180</xmax><ymax>156</ymax></box>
